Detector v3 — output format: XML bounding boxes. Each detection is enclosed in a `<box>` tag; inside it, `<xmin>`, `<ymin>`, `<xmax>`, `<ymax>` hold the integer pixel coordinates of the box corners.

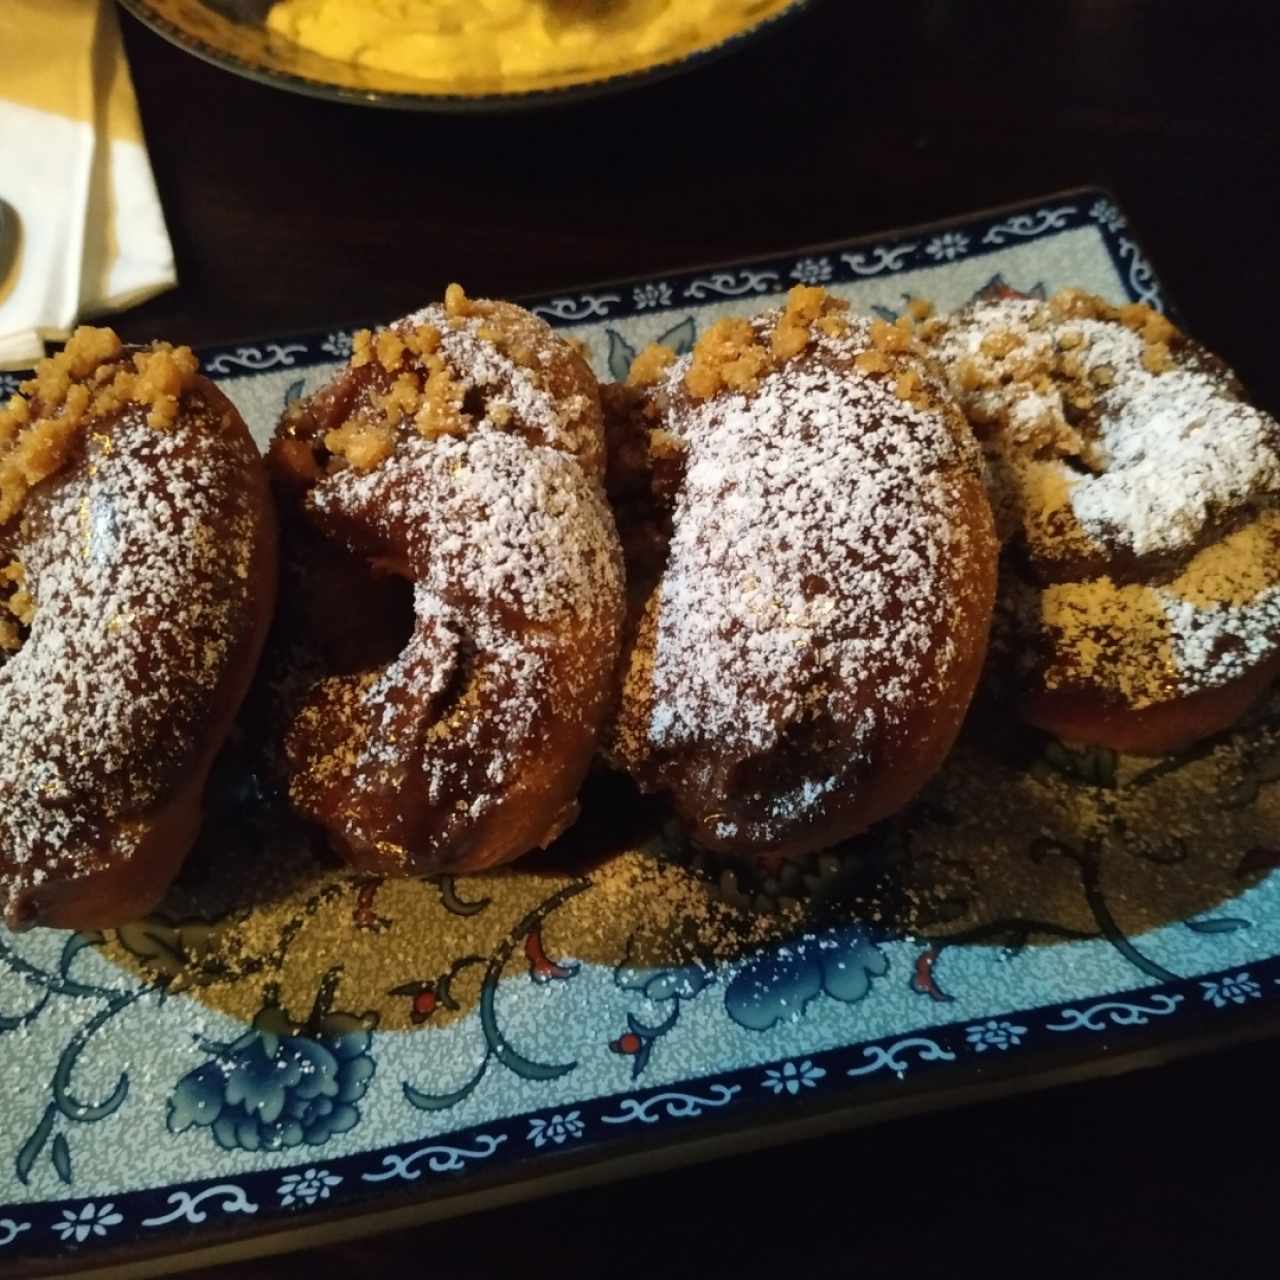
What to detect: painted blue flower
<box><xmin>762</xmin><ymin>1059</ymin><xmax>826</xmax><ymax>1095</ymax></box>
<box><xmin>320</xmin><ymin>331</ymin><xmax>354</xmax><ymax>358</ymax></box>
<box><xmin>633</xmin><ymin>282</ymin><xmax>673</xmax><ymax>310</ymax></box>
<box><xmin>790</xmin><ymin>256</ymin><xmax>833</xmax><ymax>285</ymax></box>
<box><xmin>965</xmin><ymin>1019</ymin><xmax>1027</xmax><ymax>1052</ymax></box>
<box><xmin>277</xmin><ymin>1167</ymin><xmax>342</xmax><ymax>1206</ymax></box>
<box><xmin>925</xmin><ymin>232</ymin><xmax>970</xmax><ymax>262</ymax></box>
<box><xmin>51</xmin><ymin>1202</ymin><xmax>122</xmax><ymax>1244</ymax></box>
<box><xmin>1089</xmin><ymin>199</ymin><xmax>1126</xmax><ymax>232</ymax></box>
<box><xmin>527</xmin><ymin>1111</ymin><xmax>584</xmax><ymax>1148</ymax></box>
<box><xmin>1200</xmin><ymin>972</ymin><xmax>1261</xmax><ymax>1009</ymax></box>
<box><xmin>724</xmin><ymin>924</ymin><xmax>888</xmax><ymax>1032</ymax></box>
<box><xmin>169</xmin><ymin>984</ymin><xmax>375</xmax><ymax>1153</ymax></box>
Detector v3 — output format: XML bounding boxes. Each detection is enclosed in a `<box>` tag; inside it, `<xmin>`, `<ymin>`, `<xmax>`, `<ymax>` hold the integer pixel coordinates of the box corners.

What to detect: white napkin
<box><xmin>0</xmin><ymin>0</ymin><xmax>176</xmax><ymax>370</ymax></box>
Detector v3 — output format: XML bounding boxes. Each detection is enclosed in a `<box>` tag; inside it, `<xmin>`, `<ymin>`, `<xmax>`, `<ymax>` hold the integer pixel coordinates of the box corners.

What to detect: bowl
<box><xmin>116</xmin><ymin>0</ymin><xmax>813</xmax><ymax>112</ymax></box>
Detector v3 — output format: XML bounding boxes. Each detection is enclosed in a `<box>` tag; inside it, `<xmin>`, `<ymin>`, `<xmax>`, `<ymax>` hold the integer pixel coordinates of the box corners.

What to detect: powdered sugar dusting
<box><xmin>288</xmin><ymin>428</ymin><xmax>623</xmax><ymax>860</ymax></box>
<box><xmin>0</xmin><ymin>404</ymin><xmax>260</xmax><ymax>916</ymax></box>
<box><xmin>612</xmin><ymin>315</ymin><xmax>991</xmax><ymax>844</ymax></box>
<box><xmin>927</xmin><ymin>296</ymin><xmax>1280</xmax><ymax>707</ymax></box>
<box><xmin>929</xmin><ymin>299</ymin><xmax>1280</xmax><ymax>568</ymax></box>
<box><xmin>403</xmin><ymin>303</ymin><xmax>598</xmax><ymax>465</ymax></box>
<box><xmin>645</xmin><ymin>371</ymin><xmax>958</xmax><ymax>752</ymax></box>
<box><xmin>311</xmin><ymin>430</ymin><xmax>618</xmax><ymax>624</ymax></box>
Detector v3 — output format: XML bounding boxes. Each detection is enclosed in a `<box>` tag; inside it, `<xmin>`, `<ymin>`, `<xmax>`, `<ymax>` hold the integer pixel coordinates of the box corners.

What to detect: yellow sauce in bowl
<box><xmin>265</xmin><ymin>0</ymin><xmax>795</xmax><ymax>91</ymax></box>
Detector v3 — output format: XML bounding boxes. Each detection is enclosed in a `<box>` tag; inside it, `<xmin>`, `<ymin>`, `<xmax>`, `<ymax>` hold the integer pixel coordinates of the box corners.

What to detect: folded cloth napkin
<box><xmin>0</xmin><ymin>0</ymin><xmax>176</xmax><ymax>370</ymax></box>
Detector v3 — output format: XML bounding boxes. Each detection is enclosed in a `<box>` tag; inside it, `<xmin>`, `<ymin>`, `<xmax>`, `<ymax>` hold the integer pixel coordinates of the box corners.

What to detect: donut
<box><xmin>0</xmin><ymin>327</ymin><xmax>278</xmax><ymax>930</ymax></box>
<box><xmin>604</xmin><ymin>287</ymin><xmax>998</xmax><ymax>858</ymax></box>
<box><xmin>919</xmin><ymin>289</ymin><xmax>1280</xmax><ymax>754</ymax></box>
<box><xmin>268</xmin><ymin>285</ymin><xmax>624</xmax><ymax>875</ymax></box>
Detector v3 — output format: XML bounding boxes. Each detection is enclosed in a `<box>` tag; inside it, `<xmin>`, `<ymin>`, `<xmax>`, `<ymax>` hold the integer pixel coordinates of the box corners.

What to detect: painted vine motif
<box><xmin>398</xmin><ymin>882</ymin><xmax>589</xmax><ymax>1112</ymax></box>
<box><xmin>1</xmin><ymin>931</ymin><xmax>148</xmax><ymax>1187</ymax></box>
<box><xmin>603</xmin><ymin>696</ymin><xmax>1280</xmax><ymax>1079</ymax></box>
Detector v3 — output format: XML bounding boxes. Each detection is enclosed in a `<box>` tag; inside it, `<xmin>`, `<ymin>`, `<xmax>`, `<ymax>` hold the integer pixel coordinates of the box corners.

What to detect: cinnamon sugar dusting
<box><xmin>1010</xmin><ymin>512</ymin><xmax>1280</xmax><ymax>707</ymax></box>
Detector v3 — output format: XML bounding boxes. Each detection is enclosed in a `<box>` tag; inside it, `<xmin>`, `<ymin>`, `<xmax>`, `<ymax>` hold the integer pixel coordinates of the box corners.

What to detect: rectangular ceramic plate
<box><xmin>5</xmin><ymin>188</ymin><xmax>1280</xmax><ymax>1279</ymax></box>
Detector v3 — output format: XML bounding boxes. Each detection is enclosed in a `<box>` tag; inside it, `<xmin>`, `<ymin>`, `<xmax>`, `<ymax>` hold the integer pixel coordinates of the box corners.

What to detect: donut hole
<box><xmin>351</xmin><ymin>566</ymin><xmax>415</xmax><ymax>675</ymax></box>
<box><xmin>304</xmin><ymin>548</ymin><xmax>415</xmax><ymax>676</ymax></box>
<box><xmin>461</xmin><ymin>385</ymin><xmax>490</xmax><ymax>422</ymax></box>
<box><xmin>460</xmin><ymin>382</ymin><xmax>547</xmax><ymax>448</ymax></box>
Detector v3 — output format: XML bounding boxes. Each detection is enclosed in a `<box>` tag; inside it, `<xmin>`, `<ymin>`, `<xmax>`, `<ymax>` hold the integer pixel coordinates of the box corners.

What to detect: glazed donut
<box><xmin>604</xmin><ymin>287</ymin><xmax>998</xmax><ymax>858</ymax></box>
<box><xmin>920</xmin><ymin>290</ymin><xmax>1280</xmax><ymax>754</ymax></box>
<box><xmin>0</xmin><ymin>327</ymin><xmax>277</xmax><ymax>930</ymax></box>
<box><xmin>269</xmin><ymin>285</ymin><xmax>624</xmax><ymax>875</ymax></box>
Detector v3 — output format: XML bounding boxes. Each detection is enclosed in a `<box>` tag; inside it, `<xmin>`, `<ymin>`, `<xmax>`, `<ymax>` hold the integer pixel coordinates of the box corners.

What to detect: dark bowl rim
<box><xmin>115</xmin><ymin>0</ymin><xmax>814</xmax><ymax>113</ymax></box>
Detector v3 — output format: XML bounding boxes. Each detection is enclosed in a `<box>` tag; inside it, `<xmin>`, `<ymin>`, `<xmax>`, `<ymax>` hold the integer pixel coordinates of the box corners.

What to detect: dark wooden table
<box><xmin>110</xmin><ymin>0</ymin><xmax>1280</xmax><ymax>1273</ymax></box>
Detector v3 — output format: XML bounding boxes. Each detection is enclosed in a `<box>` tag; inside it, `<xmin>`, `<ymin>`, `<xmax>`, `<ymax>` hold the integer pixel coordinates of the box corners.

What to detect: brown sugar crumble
<box><xmin>685</xmin><ymin>317</ymin><xmax>770</xmax><ymax>399</ymax></box>
<box><xmin>857</xmin><ymin>309</ymin><xmax>938</xmax><ymax>409</ymax></box>
<box><xmin>683</xmin><ymin>286</ymin><xmax>853</xmax><ymax>400</ymax></box>
<box><xmin>627</xmin><ymin>343</ymin><xmax>678</xmax><ymax>389</ymax></box>
<box><xmin>322</xmin><ymin>420</ymin><xmax>395</xmax><ymax>471</ymax></box>
<box><xmin>1141</xmin><ymin>342</ymin><xmax>1174</xmax><ymax>373</ymax></box>
<box><xmin>869</xmin><ymin>316</ymin><xmax>914</xmax><ymax>355</ymax></box>
<box><xmin>374</xmin><ymin>329</ymin><xmax>405</xmax><ymax>373</ymax></box>
<box><xmin>325</xmin><ymin>307</ymin><xmax>475</xmax><ymax>467</ymax></box>
<box><xmin>444</xmin><ymin>281</ymin><xmax>476</xmax><ymax>319</ymax></box>
<box><xmin>0</xmin><ymin>326</ymin><xmax>199</xmax><ymax>526</ymax></box>
<box><xmin>926</xmin><ymin>290</ymin><xmax>1185</xmax><ymax>447</ymax></box>
<box><xmin>320</xmin><ymin>284</ymin><xmax>586</xmax><ymax>472</ymax></box>
<box><xmin>350</xmin><ymin>329</ymin><xmax>375</xmax><ymax>368</ymax></box>
<box><xmin>0</xmin><ymin>560</ymin><xmax>32</xmax><ymax>652</ymax></box>
<box><xmin>770</xmin><ymin>284</ymin><xmax>843</xmax><ymax>360</ymax></box>
<box><xmin>1048</xmin><ymin>289</ymin><xmax>1181</xmax><ymax>379</ymax></box>
<box><xmin>894</xmin><ymin>370</ymin><xmax>923</xmax><ymax>404</ymax></box>
<box><xmin>650</xmin><ymin>287</ymin><xmax>942</xmax><ymax>414</ymax></box>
